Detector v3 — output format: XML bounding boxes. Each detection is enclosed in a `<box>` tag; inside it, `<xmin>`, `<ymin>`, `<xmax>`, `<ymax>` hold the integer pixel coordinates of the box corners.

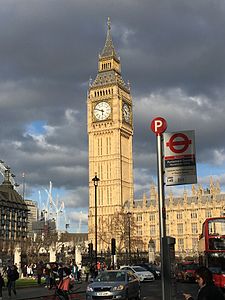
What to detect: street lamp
<box><xmin>127</xmin><ymin>212</ymin><xmax>131</xmax><ymax>265</ymax></box>
<box><xmin>92</xmin><ymin>173</ymin><xmax>100</xmax><ymax>272</ymax></box>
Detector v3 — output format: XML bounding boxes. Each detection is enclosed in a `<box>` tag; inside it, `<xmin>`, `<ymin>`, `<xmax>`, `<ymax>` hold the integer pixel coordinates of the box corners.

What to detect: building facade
<box><xmin>87</xmin><ymin>20</ymin><xmax>225</xmax><ymax>257</ymax></box>
<box><xmin>25</xmin><ymin>199</ymin><xmax>38</xmax><ymax>237</ymax></box>
<box><xmin>0</xmin><ymin>169</ymin><xmax>29</xmax><ymax>257</ymax></box>
<box><xmin>127</xmin><ymin>179</ymin><xmax>225</xmax><ymax>257</ymax></box>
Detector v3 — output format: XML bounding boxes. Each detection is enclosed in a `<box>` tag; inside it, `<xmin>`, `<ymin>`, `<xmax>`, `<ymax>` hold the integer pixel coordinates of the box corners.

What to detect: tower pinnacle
<box><xmin>100</xmin><ymin>18</ymin><xmax>119</xmax><ymax>60</ymax></box>
<box><xmin>107</xmin><ymin>17</ymin><xmax>111</xmax><ymax>31</ymax></box>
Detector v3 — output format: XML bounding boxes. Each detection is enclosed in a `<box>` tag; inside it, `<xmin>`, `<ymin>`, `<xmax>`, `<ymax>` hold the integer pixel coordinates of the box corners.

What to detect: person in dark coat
<box><xmin>0</xmin><ymin>271</ymin><xmax>5</xmax><ymax>300</ymax></box>
<box><xmin>183</xmin><ymin>266</ymin><xmax>225</xmax><ymax>300</ymax></box>
<box><xmin>36</xmin><ymin>261</ymin><xmax>43</xmax><ymax>285</ymax></box>
<box><xmin>7</xmin><ymin>265</ymin><xmax>19</xmax><ymax>297</ymax></box>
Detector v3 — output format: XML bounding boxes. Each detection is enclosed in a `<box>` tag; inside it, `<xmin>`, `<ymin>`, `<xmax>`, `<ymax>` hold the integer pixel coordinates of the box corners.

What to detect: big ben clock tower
<box><xmin>87</xmin><ymin>18</ymin><xmax>134</xmax><ymax>251</ymax></box>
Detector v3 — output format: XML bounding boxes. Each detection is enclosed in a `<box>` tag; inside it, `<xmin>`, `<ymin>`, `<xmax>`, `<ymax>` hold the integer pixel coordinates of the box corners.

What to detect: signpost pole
<box><xmin>150</xmin><ymin>117</ymin><xmax>167</xmax><ymax>300</ymax></box>
<box><xmin>156</xmin><ymin>133</ymin><xmax>167</xmax><ymax>300</ymax></box>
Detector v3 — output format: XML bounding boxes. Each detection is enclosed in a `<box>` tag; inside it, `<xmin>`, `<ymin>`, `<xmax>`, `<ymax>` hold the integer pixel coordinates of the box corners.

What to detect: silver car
<box><xmin>86</xmin><ymin>270</ymin><xmax>141</xmax><ymax>300</ymax></box>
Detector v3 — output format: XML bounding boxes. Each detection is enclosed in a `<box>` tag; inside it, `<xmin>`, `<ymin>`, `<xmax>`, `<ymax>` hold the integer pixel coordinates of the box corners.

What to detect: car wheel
<box><xmin>135</xmin><ymin>288</ymin><xmax>141</xmax><ymax>300</ymax></box>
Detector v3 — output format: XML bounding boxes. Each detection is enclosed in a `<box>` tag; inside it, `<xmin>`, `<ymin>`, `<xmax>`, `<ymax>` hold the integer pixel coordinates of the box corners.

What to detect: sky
<box><xmin>1</xmin><ymin>0</ymin><xmax>225</xmax><ymax>233</ymax></box>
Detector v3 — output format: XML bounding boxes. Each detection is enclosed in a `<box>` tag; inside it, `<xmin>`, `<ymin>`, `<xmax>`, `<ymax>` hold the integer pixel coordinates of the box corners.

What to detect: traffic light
<box><xmin>88</xmin><ymin>243</ymin><xmax>93</xmax><ymax>256</ymax></box>
<box><xmin>111</xmin><ymin>238</ymin><xmax>116</xmax><ymax>255</ymax></box>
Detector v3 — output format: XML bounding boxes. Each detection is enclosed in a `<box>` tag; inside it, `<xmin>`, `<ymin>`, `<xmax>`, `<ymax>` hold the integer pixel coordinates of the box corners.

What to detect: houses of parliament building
<box><xmin>87</xmin><ymin>19</ymin><xmax>225</xmax><ymax>258</ymax></box>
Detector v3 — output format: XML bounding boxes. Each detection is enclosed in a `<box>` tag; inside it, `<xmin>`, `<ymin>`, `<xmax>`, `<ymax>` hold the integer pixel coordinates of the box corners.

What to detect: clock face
<box><xmin>93</xmin><ymin>101</ymin><xmax>111</xmax><ymax>121</ymax></box>
<box><xmin>123</xmin><ymin>104</ymin><xmax>130</xmax><ymax>123</ymax></box>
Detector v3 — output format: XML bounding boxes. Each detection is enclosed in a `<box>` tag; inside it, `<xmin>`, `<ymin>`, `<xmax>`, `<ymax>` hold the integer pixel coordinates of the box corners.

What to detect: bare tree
<box><xmin>98</xmin><ymin>209</ymin><xmax>144</xmax><ymax>252</ymax></box>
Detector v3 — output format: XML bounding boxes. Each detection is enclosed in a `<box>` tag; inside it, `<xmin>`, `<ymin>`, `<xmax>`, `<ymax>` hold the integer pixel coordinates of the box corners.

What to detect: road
<box><xmin>141</xmin><ymin>280</ymin><xmax>199</xmax><ymax>300</ymax></box>
<box><xmin>1</xmin><ymin>280</ymin><xmax>199</xmax><ymax>300</ymax></box>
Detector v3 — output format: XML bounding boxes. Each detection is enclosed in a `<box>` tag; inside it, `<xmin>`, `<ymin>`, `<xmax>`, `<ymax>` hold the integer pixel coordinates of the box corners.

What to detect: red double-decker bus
<box><xmin>198</xmin><ymin>217</ymin><xmax>225</xmax><ymax>288</ymax></box>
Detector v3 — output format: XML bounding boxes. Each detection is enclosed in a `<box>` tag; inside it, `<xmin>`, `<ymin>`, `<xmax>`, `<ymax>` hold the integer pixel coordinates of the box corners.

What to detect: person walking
<box><xmin>183</xmin><ymin>266</ymin><xmax>225</xmax><ymax>300</ymax></box>
<box><xmin>84</xmin><ymin>264</ymin><xmax>90</xmax><ymax>282</ymax></box>
<box><xmin>36</xmin><ymin>261</ymin><xmax>43</xmax><ymax>285</ymax></box>
<box><xmin>7</xmin><ymin>264</ymin><xmax>19</xmax><ymax>297</ymax></box>
<box><xmin>44</xmin><ymin>264</ymin><xmax>51</xmax><ymax>288</ymax></box>
<box><xmin>0</xmin><ymin>271</ymin><xmax>5</xmax><ymax>300</ymax></box>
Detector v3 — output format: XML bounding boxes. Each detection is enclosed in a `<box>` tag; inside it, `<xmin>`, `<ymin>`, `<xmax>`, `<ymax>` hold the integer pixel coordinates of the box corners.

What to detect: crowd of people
<box><xmin>0</xmin><ymin>259</ymin><xmax>83</xmax><ymax>299</ymax></box>
<box><xmin>1</xmin><ymin>260</ymin><xmax>224</xmax><ymax>300</ymax></box>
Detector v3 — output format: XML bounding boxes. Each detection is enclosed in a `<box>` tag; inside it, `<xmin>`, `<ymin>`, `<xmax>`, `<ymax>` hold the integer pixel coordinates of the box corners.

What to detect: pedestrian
<box><xmin>44</xmin><ymin>264</ymin><xmax>51</xmax><ymax>288</ymax></box>
<box><xmin>90</xmin><ymin>264</ymin><xmax>95</xmax><ymax>279</ymax></box>
<box><xmin>27</xmin><ymin>264</ymin><xmax>33</xmax><ymax>277</ymax></box>
<box><xmin>84</xmin><ymin>264</ymin><xmax>90</xmax><ymax>282</ymax></box>
<box><xmin>7</xmin><ymin>264</ymin><xmax>19</xmax><ymax>297</ymax></box>
<box><xmin>36</xmin><ymin>261</ymin><xmax>43</xmax><ymax>285</ymax></box>
<box><xmin>56</xmin><ymin>266</ymin><xmax>72</xmax><ymax>300</ymax></box>
<box><xmin>183</xmin><ymin>266</ymin><xmax>225</xmax><ymax>300</ymax></box>
<box><xmin>22</xmin><ymin>264</ymin><xmax>27</xmax><ymax>278</ymax></box>
<box><xmin>0</xmin><ymin>271</ymin><xmax>5</xmax><ymax>300</ymax></box>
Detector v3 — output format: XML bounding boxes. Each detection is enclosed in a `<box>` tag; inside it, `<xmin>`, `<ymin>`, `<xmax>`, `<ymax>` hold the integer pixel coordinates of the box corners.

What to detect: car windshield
<box><xmin>132</xmin><ymin>266</ymin><xmax>146</xmax><ymax>272</ymax></box>
<box><xmin>95</xmin><ymin>271</ymin><xmax>126</xmax><ymax>282</ymax></box>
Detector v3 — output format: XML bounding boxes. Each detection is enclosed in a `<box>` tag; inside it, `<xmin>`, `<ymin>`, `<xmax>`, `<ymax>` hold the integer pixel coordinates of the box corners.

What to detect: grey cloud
<box><xmin>0</xmin><ymin>0</ymin><xmax>225</xmax><ymax>230</ymax></box>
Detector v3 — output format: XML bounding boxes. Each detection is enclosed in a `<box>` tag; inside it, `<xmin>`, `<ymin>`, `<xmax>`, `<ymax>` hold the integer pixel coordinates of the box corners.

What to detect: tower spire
<box><xmin>107</xmin><ymin>17</ymin><xmax>111</xmax><ymax>31</ymax></box>
<box><xmin>100</xmin><ymin>17</ymin><xmax>119</xmax><ymax>60</ymax></box>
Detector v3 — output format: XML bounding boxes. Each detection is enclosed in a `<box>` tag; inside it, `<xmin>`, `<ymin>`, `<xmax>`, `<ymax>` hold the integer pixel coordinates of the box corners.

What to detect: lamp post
<box><xmin>127</xmin><ymin>212</ymin><xmax>131</xmax><ymax>265</ymax></box>
<box><xmin>92</xmin><ymin>173</ymin><xmax>100</xmax><ymax>272</ymax></box>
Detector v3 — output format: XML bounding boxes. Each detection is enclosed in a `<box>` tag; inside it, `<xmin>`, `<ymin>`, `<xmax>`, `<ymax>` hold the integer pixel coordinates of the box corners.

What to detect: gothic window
<box><xmin>107</xmin><ymin>187</ymin><xmax>109</xmax><ymax>205</ymax></box>
<box><xmin>192</xmin><ymin>238</ymin><xmax>198</xmax><ymax>250</ymax></box>
<box><xmin>100</xmin><ymin>137</ymin><xmax>103</xmax><ymax>155</ymax></box>
<box><xmin>136</xmin><ymin>214</ymin><xmax>142</xmax><ymax>222</ymax></box>
<box><xmin>177</xmin><ymin>212</ymin><xmax>183</xmax><ymax>220</ymax></box>
<box><xmin>106</xmin><ymin>137</ymin><xmax>109</xmax><ymax>155</ymax></box>
<box><xmin>97</xmin><ymin>138</ymin><xmax>100</xmax><ymax>155</ymax></box>
<box><xmin>177</xmin><ymin>223</ymin><xmax>183</xmax><ymax>235</ymax></box>
<box><xmin>149</xmin><ymin>213</ymin><xmax>155</xmax><ymax>222</ymax></box>
<box><xmin>137</xmin><ymin>227</ymin><xmax>142</xmax><ymax>235</ymax></box>
<box><xmin>191</xmin><ymin>223</ymin><xmax>198</xmax><ymax>234</ymax></box>
<box><xmin>100</xmin><ymin>188</ymin><xmax>103</xmax><ymax>206</ymax></box>
<box><xmin>178</xmin><ymin>238</ymin><xmax>184</xmax><ymax>249</ymax></box>
<box><xmin>191</xmin><ymin>211</ymin><xmax>198</xmax><ymax>218</ymax></box>
<box><xmin>150</xmin><ymin>225</ymin><xmax>155</xmax><ymax>236</ymax></box>
<box><xmin>205</xmin><ymin>210</ymin><xmax>212</xmax><ymax>218</ymax></box>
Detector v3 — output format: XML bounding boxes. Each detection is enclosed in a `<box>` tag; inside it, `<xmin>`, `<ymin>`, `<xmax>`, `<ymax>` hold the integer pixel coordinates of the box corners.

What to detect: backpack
<box><xmin>15</xmin><ymin>270</ymin><xmax>19</xmax><ymax>280</ymax></box>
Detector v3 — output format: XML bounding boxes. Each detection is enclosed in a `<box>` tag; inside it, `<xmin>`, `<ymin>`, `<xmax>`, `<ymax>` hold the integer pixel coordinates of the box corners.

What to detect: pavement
<box><xmin>1</xmin><ymin>281</ymin><xmax>87</xmax><ymax>300</ymax></box>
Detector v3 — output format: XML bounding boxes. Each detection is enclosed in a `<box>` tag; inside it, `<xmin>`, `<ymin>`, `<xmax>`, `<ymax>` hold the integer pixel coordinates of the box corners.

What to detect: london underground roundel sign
<box><xmin>166</xmin><ymin>132</ymin><xmax>192</xmax><ymax>154</ymax></box>
<box><xmin>151</xmin><ymin>117</ymin><xmax>167</xmax><ymax>135</ymax></box>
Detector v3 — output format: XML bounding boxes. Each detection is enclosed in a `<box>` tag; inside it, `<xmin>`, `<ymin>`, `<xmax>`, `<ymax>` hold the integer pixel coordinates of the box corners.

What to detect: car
<box><xmin>120</xmin><ymin>265</ymin><xmax>155</xmax><ymax>282</ymax></box>
<box><xmin>175</xmin><ymin>261</ymin><xmax>199</xmax><ymax>282</ymax></box>
<box><xmin>86</xmin><ymin>270</ymin><xmax>141</xmax><ymax>300</ymax></box>
<box><xmin>138</xmin><ymin>263</ymin><xmax>161</xmax><ymax>279</ymax></box>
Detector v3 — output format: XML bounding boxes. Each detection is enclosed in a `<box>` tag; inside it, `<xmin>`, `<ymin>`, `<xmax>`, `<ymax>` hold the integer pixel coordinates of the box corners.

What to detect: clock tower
<box><xmin>87</xmin><ymin>18</ymin><xmax>134</xmax><ymax>251</ymax></box>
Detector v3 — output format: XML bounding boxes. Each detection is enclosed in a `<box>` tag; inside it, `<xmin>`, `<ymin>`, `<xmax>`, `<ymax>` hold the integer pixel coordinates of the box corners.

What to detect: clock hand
<box><xmin>95</xmin><ymin>108</ymin><xmax>104</xmax><ymax>112</ymax></box>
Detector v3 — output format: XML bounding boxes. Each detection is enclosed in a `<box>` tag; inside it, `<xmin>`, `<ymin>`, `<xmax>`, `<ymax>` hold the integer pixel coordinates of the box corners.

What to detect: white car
<box><xmin>120</xmin><ymin>265</ymin><xmax>155</xmax><ymax>282</ymax></box>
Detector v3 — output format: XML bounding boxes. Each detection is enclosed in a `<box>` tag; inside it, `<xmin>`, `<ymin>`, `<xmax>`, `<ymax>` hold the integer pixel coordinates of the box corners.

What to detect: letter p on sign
<box><xmin>151</xmin><ymin>117</ymin><xmax>167</xmax><ymax>135</ymax></box>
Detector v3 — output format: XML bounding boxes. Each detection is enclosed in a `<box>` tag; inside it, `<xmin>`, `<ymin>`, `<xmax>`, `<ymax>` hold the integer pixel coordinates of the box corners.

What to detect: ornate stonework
<box><xmin>87</xmin><ymin>19</ymin><xmax>134</xmax><ymax>251</ymax></box>
<box><xmin>87</xmin><ymin>20</ymin><xmax>225</xmax><ymax>257</ymax></box>
<box><xmin>128</xmin><ymin>180</ymin><xmax>225</xmax><ymax>257</ymax></box>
